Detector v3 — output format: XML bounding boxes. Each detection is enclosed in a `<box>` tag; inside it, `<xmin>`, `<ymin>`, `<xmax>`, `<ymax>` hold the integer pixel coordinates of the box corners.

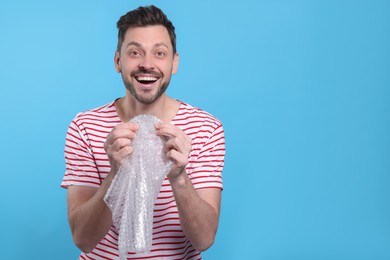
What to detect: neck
<box><xmin>115</xmin><ymin>93</ymin><xmax>179</xmax><ymax>123</ymax></box>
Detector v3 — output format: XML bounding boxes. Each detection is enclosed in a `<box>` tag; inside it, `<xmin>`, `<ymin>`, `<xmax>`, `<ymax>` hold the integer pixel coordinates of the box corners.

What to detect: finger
<box><xmin>164</xmin><ymin>137</ymin><xmax>177</xmax><ymax>151</ymax></box>
<box><xmin>166</xmin><ymin>149</ymin><xmax>189</xmax><ymax>167</ymax></box>
<box><xmin>106</xmin><ymin>125</ymin><xmax>138</xmax><ymax>145</ymax></box>
<box><xmin>110</xmin><ymin>123</ymin><xmax>139</xmax><ymax>138</ymax></box>
<box><xmin>155</xmin><ymin>123</ymin><xmax>180</xmax><ymax>138</ymax></box>
<box><xmin>164</xmin><ymin>136</ymin><xmax>189</xmax><ymax>154</ymax></box>
<box><xmin>109</xmin><ymin>138</ymin><xmax>132</xmax><ymax>152</ymax></box>
<box><xmin>116</xmin><ymin>145</ymin><xmax>134</xmax><ymax>158</ymax></box>
<box><xmin>118</xmin><ymin>122</ymin><xmax>139</xmax><ymax>131</ymax></box>
<box><xmin>111</xmin><ymin>145</ymin><xmax>134</xmax><ymax>167</ymax></box>
<box><xmin>184</xmin><ymin>133</ymin><xmax>192</xmax><ymax>145</ymax></box>
<box><xmin>157</xmin><ymin>124</ymin><xmax>192</xmax><ymax>147</ymax></box>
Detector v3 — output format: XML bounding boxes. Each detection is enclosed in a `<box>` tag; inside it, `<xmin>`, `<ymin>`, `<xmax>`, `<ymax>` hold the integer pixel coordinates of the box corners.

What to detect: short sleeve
<box><xmin>188</xmin><ymin>123</ymin><xmax>225</xmax><ymax>190</ymax></box>
<box><xmin>61</xmin><ymin>117</ymin><xmax>101</xmax><ymax>188</ymax></box>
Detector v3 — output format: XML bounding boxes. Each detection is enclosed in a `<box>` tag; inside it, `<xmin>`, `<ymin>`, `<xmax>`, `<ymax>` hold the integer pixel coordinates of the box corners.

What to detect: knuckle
<box><xmin>122</xmin><ymin>146</ymin><xmax>133</xmax><ymax>155</ymax></box>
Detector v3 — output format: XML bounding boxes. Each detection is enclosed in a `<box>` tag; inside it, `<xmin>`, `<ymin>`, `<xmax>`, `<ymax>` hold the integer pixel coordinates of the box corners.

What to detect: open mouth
<box><xmin>135</xmin><ymin>76</ymin><xmax>159</xmax><ymax>85</ymax></box>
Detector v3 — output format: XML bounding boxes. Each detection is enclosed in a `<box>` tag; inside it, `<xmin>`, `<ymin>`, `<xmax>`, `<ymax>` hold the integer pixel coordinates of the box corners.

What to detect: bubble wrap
<box><xmin>103</xmin><ymin>115</ymin><xmax>171</xmax><ymax>258</ymax></box>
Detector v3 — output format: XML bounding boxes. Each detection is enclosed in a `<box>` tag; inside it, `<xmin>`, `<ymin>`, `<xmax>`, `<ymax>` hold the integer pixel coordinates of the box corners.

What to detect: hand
<box><xmin>104</xmin><ymin>122</ymin><xmax>139</xmax><ymax>173</ymax></box>
<box><xmin>155</xmin><ymin>123</ymin><xmax>192</xmax><ymax>179</ymax></box>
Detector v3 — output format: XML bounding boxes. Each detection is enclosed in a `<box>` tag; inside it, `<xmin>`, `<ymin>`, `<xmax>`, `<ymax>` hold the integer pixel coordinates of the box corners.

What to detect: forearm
<box><xmin>68</xmin><ymin>173</ymin><xmax>115</xmax><ymax>253</ymax></box>
<box><xmin>169</xmin><ymin>172</ymin><xmax>220</xmax><ymax>251</ymax></box>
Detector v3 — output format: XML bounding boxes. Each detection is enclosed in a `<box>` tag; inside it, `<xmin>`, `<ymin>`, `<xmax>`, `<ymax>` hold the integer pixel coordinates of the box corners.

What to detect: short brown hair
<box><xmin>116</xmin><ymin>5</ymin><xmax>177</xmax><ymax>54</ymax></box>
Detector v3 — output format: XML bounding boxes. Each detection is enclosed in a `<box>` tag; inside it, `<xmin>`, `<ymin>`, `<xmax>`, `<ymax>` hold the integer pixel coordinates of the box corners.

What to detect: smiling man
<box><xmin>61</xmin><ymin>5</ymin><xmax>225</xmax><ymax>260</ymax></box>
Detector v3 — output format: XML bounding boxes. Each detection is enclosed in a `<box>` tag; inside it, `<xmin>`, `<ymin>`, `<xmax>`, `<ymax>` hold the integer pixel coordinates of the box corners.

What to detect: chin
<box><xmin>134</xmin><ymin>93</ymin><xmax>162</xmax><ymax>104</ymax></box>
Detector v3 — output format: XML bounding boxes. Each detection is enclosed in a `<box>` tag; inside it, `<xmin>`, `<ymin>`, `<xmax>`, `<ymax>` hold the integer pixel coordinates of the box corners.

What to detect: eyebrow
<box><xmin>154</xmin><ymin>42</ymin><xmax>169</xmax><ymax>49</ymax></box>
<box><xmin>126</xmin><ymin>41</ymin><xmax>169</xmax><ymax>49</ymax></box>
<box><xmin>126</xmin><ymin>41</ymin><xmax>141</xmax><ymax>48</ymax></box>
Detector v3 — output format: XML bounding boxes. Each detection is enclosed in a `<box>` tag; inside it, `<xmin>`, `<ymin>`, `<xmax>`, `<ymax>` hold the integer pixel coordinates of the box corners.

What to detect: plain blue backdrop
<box><xmin>0</xmin><ymin>0</ymin><xmax>389</xmax><ymax>259</ymax></box>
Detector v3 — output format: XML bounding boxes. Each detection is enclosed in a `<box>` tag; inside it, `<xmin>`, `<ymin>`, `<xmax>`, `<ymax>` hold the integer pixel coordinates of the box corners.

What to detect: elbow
<box><xmin>195</xmin><ymin>243</ymin><xmax>214</xmax><ymax>252</ymax></box>
<box><xmin>69</xmin><ymin>220</ymin><xmax>101</xmax><ymax>254</ymax></box>
<box><xmin>72</xmin><ymin>233</ymin><xmax>97</xmax><ymax>254</ymax></box>
<box><xmin>74</xmin><ymin>240</ymin><xmax>95</xmax><ymax>254</ymax></box>
<box><xmin>192</xmin><ymin>234</ymin><xmax>215</xmax><ymax>252</ymax></box>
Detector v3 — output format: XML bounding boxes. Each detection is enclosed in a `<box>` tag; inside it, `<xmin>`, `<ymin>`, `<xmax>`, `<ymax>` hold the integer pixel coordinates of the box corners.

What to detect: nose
<box><xmin>139</xmin><ymin>54</ymin><xmax>154</xmax><ymax>71</ymax></box>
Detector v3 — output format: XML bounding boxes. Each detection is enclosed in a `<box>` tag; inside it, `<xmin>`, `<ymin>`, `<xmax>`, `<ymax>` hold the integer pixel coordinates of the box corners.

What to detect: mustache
<box><xmin>130</xmin><ymin>68</ymin><xmax>162</xmax><ymax>77</ymax></box>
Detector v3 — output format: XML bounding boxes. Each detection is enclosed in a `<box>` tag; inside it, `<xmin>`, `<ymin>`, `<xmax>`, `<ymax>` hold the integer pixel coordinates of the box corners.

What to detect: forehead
<box><xmin>123</xmin><ymin>25</ymin><xmax>172</xmax><ymax>49</ymax></box>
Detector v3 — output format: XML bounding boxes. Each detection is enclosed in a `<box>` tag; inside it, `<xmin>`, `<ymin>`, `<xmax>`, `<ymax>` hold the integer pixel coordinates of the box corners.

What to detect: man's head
<box><xmin>114</xmin><ymin>6</ymin><xmax>179</xmax><ymax>105</ymax></box>
<box><xmin>116</xmin><ymin>5</ymin><xmax>176</xmax><ymax>55</ymax></box>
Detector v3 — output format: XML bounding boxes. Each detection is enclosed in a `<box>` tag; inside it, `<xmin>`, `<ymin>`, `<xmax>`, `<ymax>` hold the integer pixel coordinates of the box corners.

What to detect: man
<box><xmin>61</xmin><ymin>5</ymin><xmax>225</xmax><ymax>259</ymax></box>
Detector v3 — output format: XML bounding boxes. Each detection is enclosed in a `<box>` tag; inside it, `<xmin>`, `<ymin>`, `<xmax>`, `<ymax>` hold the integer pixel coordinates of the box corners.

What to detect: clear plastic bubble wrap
<box><xmin>103</xmin><ymin>115</ymin><xmax>171</xmax><ymax>258</ymax></box>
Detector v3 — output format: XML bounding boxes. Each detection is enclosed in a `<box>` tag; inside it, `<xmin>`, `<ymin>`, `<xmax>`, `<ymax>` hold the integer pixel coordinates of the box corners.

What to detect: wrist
<box><xmin>168</xmin><ymin>169</ymin><xmax>188</xmax><ymax>187</ymax></box>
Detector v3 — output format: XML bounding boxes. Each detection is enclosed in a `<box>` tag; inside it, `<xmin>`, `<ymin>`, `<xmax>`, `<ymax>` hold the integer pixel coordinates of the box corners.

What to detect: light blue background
<box><xmin>0</xmin><ymin>0</ymin><xmax>389</xmax><ymax>259</ymax></box>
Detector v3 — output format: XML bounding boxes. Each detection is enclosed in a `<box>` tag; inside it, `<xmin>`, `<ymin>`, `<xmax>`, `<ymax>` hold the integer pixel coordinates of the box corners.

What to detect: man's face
<box><xmin>115</xmin><ymin>25</ymin><xmax>179</xmax><ymax>104</ymax></box>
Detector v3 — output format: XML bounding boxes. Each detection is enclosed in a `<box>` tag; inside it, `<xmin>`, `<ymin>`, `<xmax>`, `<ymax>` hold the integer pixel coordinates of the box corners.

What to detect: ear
<box><xmin>114</xmin><ymin>51</ymin><xmax>121</xmax><ymax>73</ymax></box>
<box><xmin>171</xmin><ymin>53</ymin><xmax>179</xmax><ymax>74</ymax></box>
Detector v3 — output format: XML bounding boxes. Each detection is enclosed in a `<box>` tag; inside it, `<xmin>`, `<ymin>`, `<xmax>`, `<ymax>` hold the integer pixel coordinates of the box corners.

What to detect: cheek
<box><xmin>120</xmin><ymin>57</ymin><xmax>138</xmax><ymax>70</ymax></box>
<box><xmin>120</xmin><ymin>63</ymin><xmax>135</xmax><ymax>74</ymax></box>
<box><xmin>160</xmin><ymin>62</ymin><xmax>176</xmax><ymax>75</ymax></box>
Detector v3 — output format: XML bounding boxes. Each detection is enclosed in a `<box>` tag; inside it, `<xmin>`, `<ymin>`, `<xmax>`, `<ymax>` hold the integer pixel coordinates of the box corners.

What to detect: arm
<box><xmin>156</xmin><ymin>123</ymin><xmax>222</xmax><ymax>251</ymax></box>
<box><xmin>67</xmin><ymin>176</ymin><xmax>114</xmax><ymax>253</ymax></box>
<box><xmin>170</xmin><ymin>175</ymin><xmax>221</xmax><ymax>251</ymax></box>
<box><xmin>67</xmin><ymin>122</ymin><xmax>138</xmax><ymax>253</ymax></box>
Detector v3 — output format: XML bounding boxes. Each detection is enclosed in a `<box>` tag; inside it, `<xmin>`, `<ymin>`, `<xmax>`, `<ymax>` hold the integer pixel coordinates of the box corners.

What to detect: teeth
<box><xmin>137</xmin><ymin>76</ymin><xmax>157</xmax><ymax>81</ymax></box>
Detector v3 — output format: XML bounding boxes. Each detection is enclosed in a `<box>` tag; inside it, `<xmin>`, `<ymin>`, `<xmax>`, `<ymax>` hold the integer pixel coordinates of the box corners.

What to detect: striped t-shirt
<box><xmin>61</xmin><ymin>100</ymin><xmax>225</xmax><ymax>259</ymax></box>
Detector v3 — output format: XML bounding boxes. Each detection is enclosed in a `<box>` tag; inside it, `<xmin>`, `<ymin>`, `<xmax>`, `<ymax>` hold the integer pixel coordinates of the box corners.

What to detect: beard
<box><xmin>122</xmin><ymin>69</ymin><xmax>171</xmax><ymax>105</ymax></box>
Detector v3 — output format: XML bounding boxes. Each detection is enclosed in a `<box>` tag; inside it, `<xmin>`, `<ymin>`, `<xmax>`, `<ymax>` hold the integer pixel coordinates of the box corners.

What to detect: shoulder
<box><xmin>74</xmin><ymin>101</ymin><xmax>117</xmax><ymax>121</ymax></box>
<box><xmin>174</xmin><ymin>101</ymin><xmax>223</xmax><ymax>132</ymax></box>
<box><xmin>72</xmin><ymin>101</ymin><xmax>119</xmax><ymax>126</ymax></box>
<box><xmin>68</xmin><ymin>100</ymin><xmax>121</xmax><ymax>136</ymax></box>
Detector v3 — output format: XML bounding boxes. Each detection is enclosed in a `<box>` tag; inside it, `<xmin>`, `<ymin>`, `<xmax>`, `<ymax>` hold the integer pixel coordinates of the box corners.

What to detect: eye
<box><xmin>155</xmin><ymin>51</ymin><xmax>166</xmax><ymax>58</ymax></box>
<box><xmin>128</xmin><ymin>50</ymin><xmax>141</xmax><ymax>57</ymax></box>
